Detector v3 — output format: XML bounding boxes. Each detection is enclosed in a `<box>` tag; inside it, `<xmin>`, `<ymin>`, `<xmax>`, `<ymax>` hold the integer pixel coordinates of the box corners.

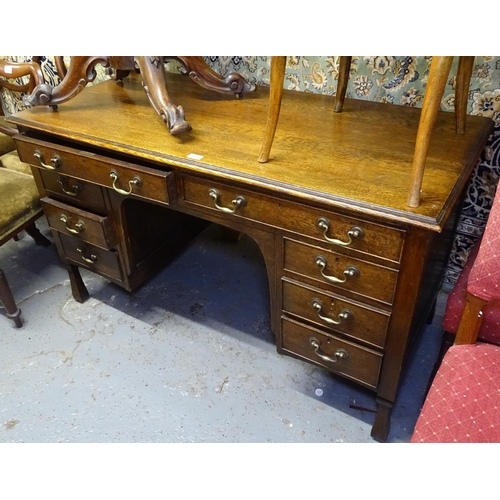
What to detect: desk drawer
<box><xmin>16</xmin><ymin>135</ymin><xmax>174</xmax><ymax>205</ymax></box>
<box><xmin>284</xmin><ymin>238</ymin><xmax>398</xmax><ymax>305</ymax></box>
<box><xmin>42</xmin><ymin>197</ymin><xmax>116</xmax><ymax>250</ymax></box>
<box><xmin>59</xmin><ymin>233</ymin><xmax>123</xmax><ymax>281</ymax></box>
<box><xmin>281</xmin><ymin>317</ymin><xmax>382</xmax><ymax>389</ymax></box>
<box><xmin>181</xmin><ymin>174</ymin><xmax>404</xmax><ymax>262</ymax></box>
<box><xmin>282</xmin><ymin>279</ymin><xmax>390</xmax><ymax>349</ymax></box>
<box><xmin>39</xmin><ymin>169</ymin><xmax>107</xmax><ymax>214</ymax></box>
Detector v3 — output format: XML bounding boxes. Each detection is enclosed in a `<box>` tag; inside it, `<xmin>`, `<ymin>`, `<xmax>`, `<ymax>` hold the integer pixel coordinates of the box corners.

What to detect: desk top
<box><xmin>9</xmin><ymin>72</ymin><xmax>494</xmax><ymax>231</ymax></box>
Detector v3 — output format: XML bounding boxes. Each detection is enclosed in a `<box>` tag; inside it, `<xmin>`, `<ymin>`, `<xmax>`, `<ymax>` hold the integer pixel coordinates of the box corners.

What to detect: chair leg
<box><xmin>258</xmin><ymin>56</ymin><xmax>287</xmax><ymax>163</ymax></box>
<box><xmin>455</xmin><ymin>56</ymin><xmax>474</xmax><ymax>134</ymax></box>
<box><xmin>0</xmin><ymin>269</ymin><xmax>23</xmax><ymax>328</ymax></box>
<box><xmin>334</xmin><ymin>56</ymin><xmax>352</xmax><ymax>113</ymax></box>
<box><xmin>24</xmin><ymin>221</ymin><xmax>51</xmax><ymax>247</ymax></box>
<box><xmin>407</xmin><ymin>56</ymin><xmax>454</xmax><ymax>208</ymax></box>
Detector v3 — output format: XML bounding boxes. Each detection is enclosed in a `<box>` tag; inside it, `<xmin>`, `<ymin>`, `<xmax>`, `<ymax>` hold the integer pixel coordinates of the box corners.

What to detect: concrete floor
<box><xmin>0</xmin><ymin>218</ymin><xmax>446</xmax><ymax>443</ymax></box>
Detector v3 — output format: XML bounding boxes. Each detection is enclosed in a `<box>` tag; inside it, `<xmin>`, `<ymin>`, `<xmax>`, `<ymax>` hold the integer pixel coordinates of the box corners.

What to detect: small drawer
<box><xmin>39</xmin><ymin>170</ymin><xmax>107</xmax><ymax>214</ymax></box>
<box><xmin>42</xmin><ymin>197</ymin><xmax>116</xmax><ymax>249</ymax></box>
<box><xmin>281</xmin><ymin>317</ymin><xmax>382</xmax><ymax>389</ymax></box>
<box><xmin>284</xmin><ymin>238</ymin><xmax>398</xmax><ymax>305</ymax></box>
<box><xmin>181</xmin><ymin>174</ymin><xmax>404</xmax><ymax>263</ymax></box>
<box><xmin>59</xmin><ymin>233</ymin><xmax>123</xmax><ymax>282</ymax></box>
<box><xmin>15</xmin><ymin>135</ymin><xmax>174</xmax><ymax>205</ymax></box>
<box><xmin>282</xmin><ymin>279</ymin><xmax>390</xmax><ymax>349</ymax></box>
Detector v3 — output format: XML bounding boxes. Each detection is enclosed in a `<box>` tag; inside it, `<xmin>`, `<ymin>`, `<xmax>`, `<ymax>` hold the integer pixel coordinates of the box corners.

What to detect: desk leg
<box><xmin>370</xmin><ymin>398</ymin><xmax>393</xmax><ymax>442</ymax></box>
<box><xmin>65</xmin><ymin>264</ymin><xmax>89</xmax><ymax>303</ymax></box>
<box><xmin>407</xmin><ymin>56</ymin><xmax>453</xmax><ymax>208</ymax></box>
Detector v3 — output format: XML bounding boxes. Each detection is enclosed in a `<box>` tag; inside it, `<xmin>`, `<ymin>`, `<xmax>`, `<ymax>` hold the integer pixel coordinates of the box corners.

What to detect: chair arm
<box><xmin>454</xmin><ymin>292</ymin><xmax>489</xmax><ymax>345</ymax></box>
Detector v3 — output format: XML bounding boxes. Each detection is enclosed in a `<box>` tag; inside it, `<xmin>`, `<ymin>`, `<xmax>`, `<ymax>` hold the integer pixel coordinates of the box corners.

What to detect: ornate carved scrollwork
<box><xmin>25</xmin><ymin>56</ymin><xmax>110</xmax><ymax>108</ymax></box>
<box><xmin>21</xmin><ymin>55</ymin><xmax>255</xmax><ymax>135</ymax></box>
<box><xmin>170</xmin><ymin>56</ymin><xmax>256</xmax><ymax>96</ymax></box>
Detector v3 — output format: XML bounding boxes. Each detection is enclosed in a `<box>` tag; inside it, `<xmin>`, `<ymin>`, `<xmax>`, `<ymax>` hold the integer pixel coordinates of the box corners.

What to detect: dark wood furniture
<box><xmin>24</xmin><ymin>56</ymin><xmax>255</xmax><ymax>135</ymax></box>
<box><xmin>8</xmin><ymin>72</ymin><xmax>493</xmax><ymax>441</ymax></box>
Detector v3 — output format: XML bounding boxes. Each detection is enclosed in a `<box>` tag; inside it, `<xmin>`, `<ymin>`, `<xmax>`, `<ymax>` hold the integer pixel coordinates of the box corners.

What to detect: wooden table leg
<box><xmin>334</xmin><ymin>56</ymin><xmax>352</xmax><ymax>113</ymax></box>
<box><xmin>455</xmin><ymin>56</ymin><xmax>475</xmax><ymax>134</ymax></box>
<box><xmin>258</xmin><ymin>56</ymin><xmax>287</xmax><ymax>163</ymax></box>
<box><xmin>407</xmin><ymin>56</ymin><xmax>453</xmax><ymax>208</ymax></box>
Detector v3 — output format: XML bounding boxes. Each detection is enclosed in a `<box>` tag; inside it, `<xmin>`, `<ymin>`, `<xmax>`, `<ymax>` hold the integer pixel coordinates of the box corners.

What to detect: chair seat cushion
<box><xmin>443</xmin><ymin>241</ymin><xmax>500</xmax><ymax>344</ymax></box>
<box><xmin>0</xmin><ymin>130</ymin><xmax>15</xmax><ymax>156</ymax></box>
<box><xmin>0</xmin><ymin>150</ymin><xmax>33</xmax><ymax>176</ymax></box>
<box><xmin>411</xmin><ymin>343</ymin><xmax>500</xmax><ymax>442</ymax></box>
<box><xmin>0</xmin><ymin>167</ymin><xmax>42</xmax><ymax>240</ymax></box>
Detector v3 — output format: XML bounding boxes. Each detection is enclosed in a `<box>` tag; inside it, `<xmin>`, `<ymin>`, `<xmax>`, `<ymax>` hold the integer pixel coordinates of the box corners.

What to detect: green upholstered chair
<box><xmin>0</xmin><ymin>64</ymin><xmax>51</xmax><ymax>327</ymax></box>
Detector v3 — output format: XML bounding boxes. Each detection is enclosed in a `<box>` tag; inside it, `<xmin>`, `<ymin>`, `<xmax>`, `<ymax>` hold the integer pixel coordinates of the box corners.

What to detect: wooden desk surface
<box><xmin>9</xmin><ymin>72</ymin><xmax>493</xmax><ymax>231</ymax></box>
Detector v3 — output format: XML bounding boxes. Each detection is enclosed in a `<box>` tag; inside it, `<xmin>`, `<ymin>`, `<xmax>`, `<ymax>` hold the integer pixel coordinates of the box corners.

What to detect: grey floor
<box><xmin>0</xmin><ymin>218</ymin><xmax>446</xmax><ymax>443</ymax></box>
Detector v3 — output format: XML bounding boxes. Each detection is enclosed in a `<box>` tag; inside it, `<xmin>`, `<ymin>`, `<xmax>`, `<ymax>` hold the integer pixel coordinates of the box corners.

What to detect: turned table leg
<box><xmin>0</xmin><ymin>269</ymin><xmax>23</xmax><ymax>328</ymax></box>
<box><xmin>455</xmin><ymin>56</ymin><xmax>475</xmax><ymax>134</ymax></box>
<box><xmin>258</xmin><ymin>56</ymin><xmax>287</xmax><ymax>163</ymax></box>
<box><xmin>334</xmin><ymin>56</ymin><xmax>352</xmax><ymax>113</ymax></box>
<box><xmin>407</xmin><ymin>56</ymin><xmax>454</xmax><ymax>208</ymax></box>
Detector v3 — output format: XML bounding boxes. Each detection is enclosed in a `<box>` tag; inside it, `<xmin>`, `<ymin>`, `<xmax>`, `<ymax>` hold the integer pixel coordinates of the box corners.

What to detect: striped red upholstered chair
<box><xmin>410</xmin><ymin>180</ymin><xmax>500</xmax><ymax>442</ymax></box>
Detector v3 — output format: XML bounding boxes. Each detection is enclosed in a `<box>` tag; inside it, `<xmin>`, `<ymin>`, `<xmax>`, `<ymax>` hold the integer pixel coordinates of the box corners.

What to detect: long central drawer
<box><xmin>181</xmin><ymin>173</ymin><xmax>405</xmax><ymax>262</ymax></box>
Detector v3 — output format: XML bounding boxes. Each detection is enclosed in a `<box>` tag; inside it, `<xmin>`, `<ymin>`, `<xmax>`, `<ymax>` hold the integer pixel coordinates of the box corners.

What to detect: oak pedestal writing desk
<box><xmin>9</xmin><ymin>73</ymin><xmax>493</xmax><ymax>441</ymax></box>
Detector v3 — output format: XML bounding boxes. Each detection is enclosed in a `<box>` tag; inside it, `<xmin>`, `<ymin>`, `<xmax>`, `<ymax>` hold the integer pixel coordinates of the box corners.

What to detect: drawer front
<box><xmin>59</xmin><ymin>233</ymin><xmax>123</xmax><ymax>281</ymax></box>
<box><xmin>40</xmin><ymin>170</ymin><xmax>107</xmax><ymax>214</ymax></box>
<box><xmin>281</xmin><ymin>317</ymin><xmax>382</xmax><ymax>389</ymax></box>
<box><xmin>282</xmin><ymin>279</ymin><xmax>390</xmax><ymax>349</ymax></box>
<box><xmin>42</xmin><ymin>197</ymin><xmax>116</xmax><ymax>250</ymax></box>
<box><xmin>284</xmin><ymin>238</ymin><xmax>398</xmax><ymax>305</ymax></box>
<box><xmin>181</xmin><ymin>174</ymin><xmax>404</xmax><ymax>262</ymax></box>
<box><xmin>16</xmin><ymin>135</ymin><xmax>174</xmax><ymax>205</ymax></box>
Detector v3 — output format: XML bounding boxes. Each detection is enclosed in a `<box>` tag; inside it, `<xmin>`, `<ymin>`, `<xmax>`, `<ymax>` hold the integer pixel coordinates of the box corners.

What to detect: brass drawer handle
<box><xmin>57</xmin><ymin>175</ymin><xmax>82</xmax><ymax>196</ymax></box>
<box><xmin>315</xmin><ymin>255</ymin><xmax>360</xmax><ymax>284</ymax></box>
<box><xmin>316</xmin><ymin>217</ymin><xmax>364</xmax><ymax>246</ymax></box>
<box><xmin>311</xmin><ymin>298</ymin><xmax>353</xmax><ymax>326</ymax></box>
<box><xmin>60</xmin><ymin>214</ymin><xmax>85</xmax><ymax>234</ymax></box>
<box><xmin>309</xmin><ymin>337</ymin><xmax>349</xmax><ymax>363</ymax></box>
<box><xmin>77</xmin><ymin>246</ymin><xmax>97</xmax><ymax>264</ymax></box>
<box><xmin>34</xmin><ymin>149</ymin><xmax>61</xmax><ymax>170</ymax></box>
<box><xmin>209</xmin><ymin>188</ymin><xmax>247</xmax><ymax>214</ymax></box>
<box><xmin>110</xmin><ymin>169</ymin><xmax>142</xmax><ymax>195</ymax></box>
